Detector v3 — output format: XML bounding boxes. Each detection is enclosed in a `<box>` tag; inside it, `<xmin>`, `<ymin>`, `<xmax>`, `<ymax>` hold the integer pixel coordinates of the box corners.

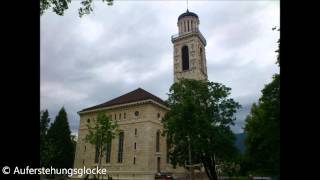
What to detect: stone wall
<box><xmin>73</xmin><ymin>101</ymin><xmax>186</xmax><ymax>180</ymax></box>
<box><xmin>173</xmin><ymin>34</ymin><xmax>207</xmax><ymax>83</ymax></box>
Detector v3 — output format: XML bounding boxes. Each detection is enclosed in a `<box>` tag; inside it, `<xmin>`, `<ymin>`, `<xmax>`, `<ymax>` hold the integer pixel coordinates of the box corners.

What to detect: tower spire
<box><xmin>187</xmin><ymin>0</ymin><xmax>189</xmax><ymax>11</ymax></box>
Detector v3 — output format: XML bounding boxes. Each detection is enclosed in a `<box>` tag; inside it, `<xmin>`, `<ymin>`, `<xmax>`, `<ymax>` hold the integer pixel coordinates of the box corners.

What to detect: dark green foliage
<box><xmin>273</xmin><ymin>26</ymin><xmax>280</xmax><ymax>67</ymax></box>
<box><xmin>40</xmin><ymin>110</ymin><xmax>50</xmax><ymax>150</ymax></box>
<box><xmin>40</xmin><ymin>0</ymin><xmax>71</xmax><ymax>16</ymax></box>
<box><xmin>45</xmin><ymin>107</ymin><xmax>75</xmax><ymax>169</ymax></box>
<box><xmin>234</xmin><ymin>154</ymin><xmax>252</xmax><ymax>176</ymax></box>
<box><xmin>78</xmin><ymin>0</ymin><xmax>93</xmax><ymax>18</ymax></box>
<box><xmin>234</xmin><ymin>133</ymin><xmax>246</xmax><ymax>154</ymax></box>
<box><xmin>40</xmin><ymin>0</ymin><xmax>114</xmax><ymax>17</ymax></box>
<box><xmin>243</xmin><ymin>27</ymin><xmax>280</xmax><ymax>176</ymax></box>
<box><xmin>71</xmin><ymin>134</ymin><xmax>77</xmax><ymax>160</ymax></box>
<box><xmin>79</xmin><ymin>0</ymin><xmax>114</xmax><ymax>17</ymax></box>
<box><xmin>162</xmin><ymin>79</ymin><xmax>241</xmax><ymax>180</ymax></box>
<box><xmin>244</xmin><ymin>74</ymin><xmax>280</xmax><ymax>175</ymax></box>
<box><xmin>40</xmin><ymin>110</ymin><xmax>50</xmax><ymax>166</ymax></box>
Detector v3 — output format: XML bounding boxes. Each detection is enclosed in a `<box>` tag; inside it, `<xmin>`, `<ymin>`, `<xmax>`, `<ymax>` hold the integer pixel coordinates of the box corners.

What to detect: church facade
<box><xmin>73</xmin><ymin>10</ymin><xmax>208</xmax><ymax>180</ymax></box>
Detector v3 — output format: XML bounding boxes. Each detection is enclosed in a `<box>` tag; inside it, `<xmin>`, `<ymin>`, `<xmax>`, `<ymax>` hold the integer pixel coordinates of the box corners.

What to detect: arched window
<box><xmin>156</xmin><ymin>130</ymin><xmax>160</xmax><ymax>152</ymax></box>
<box><xmin>182</xmin><ymin>46</ymin><xmax>189</xmax><ymax>70</ymax></box>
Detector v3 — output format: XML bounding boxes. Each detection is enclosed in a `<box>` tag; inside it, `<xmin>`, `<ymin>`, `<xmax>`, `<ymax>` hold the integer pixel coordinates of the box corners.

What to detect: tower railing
<box><xmin>171</xmin><ymin>30</ymin><xmax>206</xmax><ymax>46</ymax></box>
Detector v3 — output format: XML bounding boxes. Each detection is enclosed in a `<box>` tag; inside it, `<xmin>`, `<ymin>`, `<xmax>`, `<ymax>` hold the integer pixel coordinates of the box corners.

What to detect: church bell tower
<box><xmin>172</xmin><ymin>10</ymin><xmax>208</xmax><ymax>83</ymax></box>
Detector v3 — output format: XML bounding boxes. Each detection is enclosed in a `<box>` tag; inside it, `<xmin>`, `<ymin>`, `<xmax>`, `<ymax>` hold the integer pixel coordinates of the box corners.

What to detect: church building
<box><xmin>73</xmin><ymin>9</ymin><xmax>208</xmax><ymax>180</ymax></box>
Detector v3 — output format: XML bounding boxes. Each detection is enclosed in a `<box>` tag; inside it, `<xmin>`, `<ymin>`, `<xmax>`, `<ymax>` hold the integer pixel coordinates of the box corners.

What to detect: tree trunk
<box><xmin>98</xmin><ymin>146</ymin><xmax>103</xmax><ymax>180</ymax></box>
<box><xmin>210</xmin><ymin>156</ymin><xmax>218</xmax><ymax>180</ymax></box>
<box><xmin>202</xmin><ymin>155</ymin><xmax>219</xmax><ymax>180</ymax></box>
<box><xmin>203</xmin><ymin>162</ymin><xmax>213</xmax><ymax>180</ymax></box>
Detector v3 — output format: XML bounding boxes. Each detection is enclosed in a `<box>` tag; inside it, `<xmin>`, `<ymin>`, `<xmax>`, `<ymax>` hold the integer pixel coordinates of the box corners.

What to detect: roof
<box><xmin>80</xmin><ymin>88</ymin><xmax>168</xmax><ymax>112</ymax></box>
<box><xmin>178</xmin><ymin>9</ymin><xmax>199</xmax><ymax>21</ymax></box>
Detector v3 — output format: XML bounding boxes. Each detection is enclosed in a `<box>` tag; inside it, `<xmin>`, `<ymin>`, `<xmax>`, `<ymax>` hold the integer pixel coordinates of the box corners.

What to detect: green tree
<box><xmin>46</xmin><ymin>107</ymin><xmax>75</xmax><ymax>170</ymax></box>
<box><xmin>85</xmin><ymin>112</ymin><xmax>118</xmax><ymax>180</ymax></box>
<box><xmin>40</xmin><ymin>0</ymin><xmax>114</xmax><ymax>17</ymax></box>
<box><xmin>71</xmin><ymin>134</ymin><xmax>77</xmax><ymax>164</ymax></box>
<box><xmin>234</xmin><ymin>153</ymin><xmax>252</xmax><ymax>176</ymax></box>
<box><xmin>272</xmin><ymin>26</ymin><xmax>280</xmax><ymax>66</ymax></box>
<box><xmin>244</xmin><ymin>74</ymin><xmax>280</xmax><ymax>175</ymax></box>
<box><xmin>244</xmin><ymin>27</ymin><xmax>280</xmax><ymax>175</ymax></box>
<box><xmin>40</xmin><ymin>109</ymin><xmax>50</xmax><ymax>166</ymax></box>
<box><xmin>162</xmin><ymin>79</ymin><xmax>241</xmax><ymax>180</ymax></box>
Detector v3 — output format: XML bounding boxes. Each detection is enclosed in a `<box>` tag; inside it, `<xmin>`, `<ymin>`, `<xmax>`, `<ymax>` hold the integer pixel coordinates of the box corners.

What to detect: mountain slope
<box><xmin>235</xmin><ymin>132</ymin><xmax>246</xmax><ymax>154</ymax></box>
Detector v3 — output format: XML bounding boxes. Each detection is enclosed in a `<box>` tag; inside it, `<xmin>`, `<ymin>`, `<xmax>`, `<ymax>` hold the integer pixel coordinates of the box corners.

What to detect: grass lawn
<box><xmin>228</xmin><ymin>177</ymin><xmax>248</xmax><ymax>180</ymax></box>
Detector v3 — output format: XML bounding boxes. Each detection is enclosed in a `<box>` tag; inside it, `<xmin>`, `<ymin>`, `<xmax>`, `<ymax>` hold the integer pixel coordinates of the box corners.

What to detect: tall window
<box><xmin>182</xmin><ymin>46</ymin><xmax>189</xmax><ymax>70</ymax></box>
<box><xmin>191</xmin><ymin>21</ymin><xmax>193</xmax><ymax>31</ymax></box>
<box><xmin>156</xmin><ymin>131</ymin><xmax>160</xmax><ymax>152</ymax></box>
<box><xmin>157</xmin><ymin>157</ymin><xmax>161</xmax><ymax>172</ymax></box>
<box><xmin>119</xmin><ymin>113</ymin><xmax>121</xmax><ymax>120</ymax></box>
<box><xmin>133</xmin><ymin>156</ymin><xmax>136</xmax><ymax>165</ymax></box>
<box><xmin>114</xmin><ymin>114</ymin><xmax>117</xmax><ymax>120</ymax></box>
<box><xmin>124</xmin><ymin>113</ymin><xmax>126</xmax><ymax>119</ymax></box>
<box><xmin>134</xmin><ymin>142</ymin><xmax>136</xmax><ymax>150</ymax></box>
<box><xmin>118</xmin><ymin>132</ymin><xmax>124</xmax><ymax>163</ymax></box>
<box><xmin>200</xmin><ymin>47</ymin><xmax>204</xmax><ymax>71</ymax></box>
<box><xmin>105</xmin><ymin>141</ymin><xmax>112</xmax><ymax>163</ymax></box>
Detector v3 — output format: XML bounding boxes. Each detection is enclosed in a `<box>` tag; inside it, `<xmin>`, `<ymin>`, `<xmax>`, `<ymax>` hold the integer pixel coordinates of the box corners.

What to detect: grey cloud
<box><xmin>41</xmin><ymin>1</ymin><xmax>279</xmax><ymax>134</ymax></box>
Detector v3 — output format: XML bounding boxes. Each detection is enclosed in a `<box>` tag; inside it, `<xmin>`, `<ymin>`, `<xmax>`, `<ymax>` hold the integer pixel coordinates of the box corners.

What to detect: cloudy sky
<box><xmin>40</xmin><ymin>0</ymin><xmax>280</xmax><ymax>136</ymax></box>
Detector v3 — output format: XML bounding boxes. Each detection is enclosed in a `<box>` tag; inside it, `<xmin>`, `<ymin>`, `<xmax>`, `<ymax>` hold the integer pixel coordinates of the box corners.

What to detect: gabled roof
<box><xmin>80</xmin><ymin>88</ymin><xmax>168</xmax><ymax>112</ymax></box>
